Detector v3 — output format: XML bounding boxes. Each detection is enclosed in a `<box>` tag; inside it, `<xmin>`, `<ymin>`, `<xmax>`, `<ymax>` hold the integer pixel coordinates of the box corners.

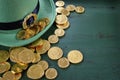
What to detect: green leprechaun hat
<box><xmin>0</xmin><ymin>0</ymin><xmax>56</xmax><ymax>47</ymax></box>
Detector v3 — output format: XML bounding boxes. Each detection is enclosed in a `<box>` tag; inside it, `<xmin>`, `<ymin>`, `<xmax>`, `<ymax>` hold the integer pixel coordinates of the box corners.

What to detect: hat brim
<box><xmin>0</xmin><ymin>0</ymin><xmax>56</xmax><ymax>47</ymax></box>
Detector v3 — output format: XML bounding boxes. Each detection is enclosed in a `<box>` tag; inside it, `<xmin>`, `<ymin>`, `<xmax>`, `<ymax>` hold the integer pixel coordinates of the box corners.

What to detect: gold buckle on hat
<box><xmin>22</xmin><ymin>13</ymin><xmax>37</xmax><ymax>29</ymax></box>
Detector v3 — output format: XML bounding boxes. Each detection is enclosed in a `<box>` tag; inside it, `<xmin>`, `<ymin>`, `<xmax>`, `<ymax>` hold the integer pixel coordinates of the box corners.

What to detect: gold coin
<box><xmin>56</xmin><ymin>7</ymin><xmax>64</xmax><ymax>14</ymax></box>
<box><xmin>75</xmin><ymin>6</ymin><xmax>85</xmax><ymax>13</ymax></box>
<box><xmin>26</xmin><ymin>27</ymin><xmax>36</xmax><ymax>36</ymax></box>
<box><xmin>3</xmin><ymin>71</ymin><xmax>16</xmax><ymax>80</ymax></box>
<box><xmin>24</xmin><ymin>28</ymin><xmax>36</xmax><ymax>39</ymax></box>
<box><xmin>23</xmin><ymin>32</ymin><xmax>33</xmax><ymax>40</ymax></box>
<box><xmin>0</xmin><ymin>50</ymin><xmax>9</xmax><ymax>63</ymax></box>
<box><xmin>40</xmin><ymin>18</ymin><xmax>50</xmax><ymax>26</ymax></box>
<box><xmin>0</xmin><ymin>62</ymin><xmax>11</xmax><ymax>74</ymax></box>
<box><xmin>10</xmin><ymin>47</ymin><xmax>27</xmax><ymax>63</ymax></box>
<box><xmin>11</xmin><ymin>64</ymin><xmax>23</xmax><ymax>74</ymax></box>
<box><xmin>38</xmin><ymin>20</ymin><xmax>47</xmax><ymax>30</ymax></box>
<box><xmin>18</xmin><ymin>49</ymin><xmax>35</xmax><ymax>64</ymax></box>
<box><xmin>37</xmin><ymin>60</ymin><xmax>49</xmax><ymax>71</ymax></box>
<box><xmin>28</xmin><ymin>38</ymin><xmax>44</xmax><ymax>48</ymax></box>
<box><xmin>32</xmin><ymin>25</ymin><xmax>41</xmax><ymax>34</ymax></box>
<box><xmin>36</xmin><ymin>40</ymin><xmax>51</xmax><ymax>54</ymax></box>
<box><xmin>27</xmin><ymin>64</ymin><xmax>44</xmax><ymax>79</ymax></box>
<box><xmin>44</xmin><ymin>18</ymin><xmax>50</xmax><ymax>26</ymax></box>
<box><xmin>24</xmin><ymin>34</ymin><xmax>31</xmax><ymax>40</ymax></box>
<box><xmin>66</xmin><ymin>4</ymin><xmax>76</xmax><ymax>11</ymax></box>
<box><xmin>61</xmin><ymin>8</ymin><xmax>70</xmax><ymax>16</ymax></box>
<box><xmin>56</xmin><ymin>21</ymin><xmax>70</xmax><ymax>29</ymax></box>
<box><xmin>32</xmin><ymin>53</ymin><xmax>41</xmax><ymax>63</ymax></box>
<box><xmin>35</xmin><ymin>45</ymin><xmax>43</xmax><ymax>53</ymax></box>
<box><xmin>15</xmin><ymin>73</ymin><xmax>22</xmax><ymax>80</ymax></box>
<box><xmin>55</xmin><ymin>0</ymin><xmax>65</xmax><ymax>7</ymax></box>
<box><xmin>58</xmin><ymin>57</ymin><xmax>70</xmax><ymax>68</ymax></box>
<box><xmin>16</xmin><ymin>29</ymin><xmax>26</xmax><ymax>40</ymax></box>
<box><xmin>48</xmin><ymin>35</ymin><xmax>59</xmax><ymax>44</ymax></box>
<box><xmin>55</xmin><ymin>14</ymin><xmax>68</xmax><ymax>24</ymax></box>
<box><xmin>48</xmin><ymin>47</ymin><xmax>63</xmax><ymax>60</ymax></box>
<box><xmin>45</xmin><ymin>68</ymin><xmax>58</xmax><ymax>80</ymax></box>
<box><xmin>67</xmin><ymin>50</ymin><xmax>83</xmax><ymax>64</ymax></box>
<box><xmin>54</xmin><ymin>28</ymin><xmax>65</xmax><ymax>37</ymax></box>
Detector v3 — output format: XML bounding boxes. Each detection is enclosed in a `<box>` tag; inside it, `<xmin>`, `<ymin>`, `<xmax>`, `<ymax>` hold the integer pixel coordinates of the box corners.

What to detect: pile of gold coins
<box><xmin>17</xmin><ymin>16</ymin><xmax>50</xmax><ymax>40</ymax></box>
<box><xmin>0</xmin><ymin>0</ymin><xmax>85</xmax><ymax>80</ymax></box>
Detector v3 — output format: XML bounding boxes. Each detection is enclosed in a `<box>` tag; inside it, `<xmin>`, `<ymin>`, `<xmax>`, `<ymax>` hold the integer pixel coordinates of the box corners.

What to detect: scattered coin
<box><xmin>56</xmin><ymin>21</ymin><xmax>70</xmax><ymax>29</ymax></box>
<box><xmin>67</xmin><ymin>50</ymin><xmax>83</xmax><ymax>64</ymax></box>
<box><xmin>48</xmin><ymin>47</ymin><xmax>63</xmax><ymax>60</ymax></box>
<box><xmin>58</xmin><ymin>57</ymin><xmax>70</xmax><ymax>68</ymax></box>
<box><xmin>48</xmin><ymin>35</ymin><xmax>59</xmax><ymax>44</ymax></box>
<box><xmin>45</xmin><ymin>68</ymin><xmax>58</xmax><ymax>80</ymax></box>
<box><xmin>56</xmin><ymin>14</ymin><xmax>68</xmax><ymax>24</ymax></box>
<box><xmin>37</xmin><ymin>60</ymin><xmax>49</xmax><ymax>71</ymax></box>
<box><xmin>0</xmin><ymin>62</ymin><xmax>11</xmax><ymax>74</ymax></box>
<box><xmin>55</xmin><ymin>0</ymin><xmax>65</xmax><ymax>7</ymax></box>
<box><xmin>75</xmin><ymin>6</ymin><xmax>85</xmax><ymax>13</ymax></box>
<box><xmin>2</xmin><ymin>71</ymin><xmax>16</xmax><ymax>80</ymax></box>
<box><xmin>0</xmin><ymin>50</ymin><xmax>9</xmax><ymax>63</ymax></box>
<box><xmin>27</xmin><ymin>64</ymin><xmax>44</xmax><ymax>79</ymax></box>
<box><xmin>61</xmin><ymin>8</ymin><xmax>70</xmax><ymax>16</ymax></box>
<box><xmin>10</xmin><ymin>47</ymin><xmax>26</xmax><ymax>63</ymax></box>
<box><xmin>66</xmin><ymin>4</ymin><xmax>76</xmax><ymax>11</ymax></box>
<box><xmin>18</xmin><ymin>49</ymin><xmax>35</xmax><ymax>64</ymax></box>
<box><xmin>54</xmin><ymin>28</ymin><xmax>65</xmax><ymax>37</ymax></box>
<box><xmin>32</xmin><ymin>53</ymin><xmax>41</xmax><ymax>63</ymax></box>
<box><xmin>56</xmin><ymin>7</ymin><xmax>64</xmax><ymax>13</ymax></box>
<box><xmin>36</xmin><ymin>40</ymin><xmax>51</xmax><ymax>54</ymax></box>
